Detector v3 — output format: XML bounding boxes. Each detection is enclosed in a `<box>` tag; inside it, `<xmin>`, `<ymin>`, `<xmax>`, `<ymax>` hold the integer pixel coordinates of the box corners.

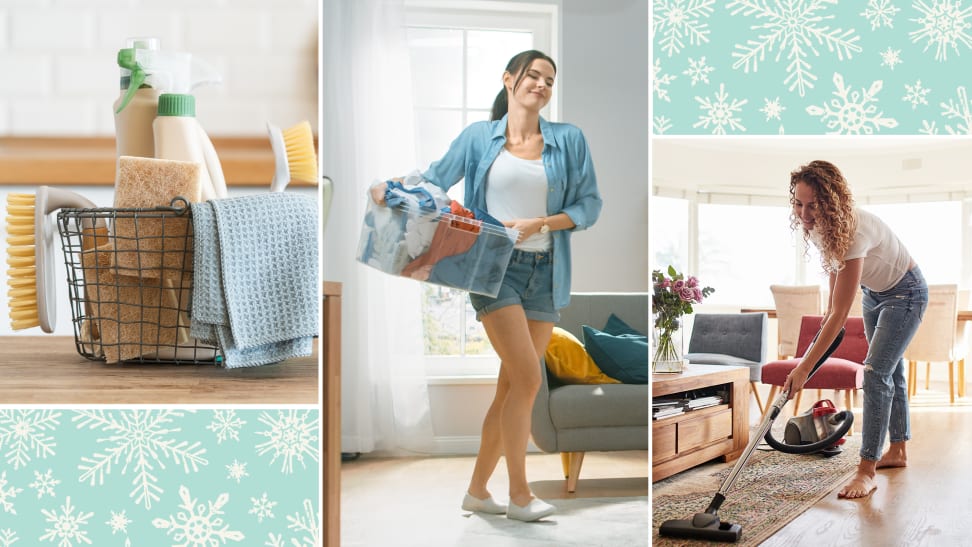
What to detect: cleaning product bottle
<box><xmin>118</xmin><ymin>46</ymin><xmax>227</xmax><ymax>199</ymax></box>
<box><xmin>153</xmin><ymin>93</ymin><xmax>219</xmax><ymax>200</ymax></box>
<box><xmin>113</xmin><ymin>37</ymin><xmax>162</xmax><ymax>159</ymax></box>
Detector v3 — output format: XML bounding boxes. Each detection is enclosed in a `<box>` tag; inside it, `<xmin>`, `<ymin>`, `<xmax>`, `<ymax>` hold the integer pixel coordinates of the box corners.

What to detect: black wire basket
<box><xmin>56</xmin><ymin>197</ymin><xmax>222</xmax><ymax>365</ymax></box>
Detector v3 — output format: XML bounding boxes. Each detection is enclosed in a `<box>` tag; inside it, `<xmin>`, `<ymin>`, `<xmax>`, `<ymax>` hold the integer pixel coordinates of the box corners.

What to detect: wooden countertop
<box><xmin>0</xmin><ymin>336</ymin><xmax>319</xmax><ymax>404</ymax></box>
<box><xmin>0</xmin><ymin>137</ymin><xmax>317</xmax><ymax>187</ymax></box>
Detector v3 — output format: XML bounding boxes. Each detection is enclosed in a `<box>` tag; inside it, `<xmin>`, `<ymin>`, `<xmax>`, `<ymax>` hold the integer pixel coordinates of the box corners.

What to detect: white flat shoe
<box><xmin>462</xmin><ymin>492</ymin><xmax>507</xmax><ymax>514</ymax></box>
<box><xmin>506</xmin><ymin>498</ymin><xmax>555</xmax><ymax>522</ymax></box>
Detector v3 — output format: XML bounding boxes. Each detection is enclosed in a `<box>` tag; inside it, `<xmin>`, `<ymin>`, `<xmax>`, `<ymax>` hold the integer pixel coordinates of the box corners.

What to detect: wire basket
<box><xmin>57</xmin><ymin>197</ymin><xmax>222</xmax><ymax>365</ymax></box>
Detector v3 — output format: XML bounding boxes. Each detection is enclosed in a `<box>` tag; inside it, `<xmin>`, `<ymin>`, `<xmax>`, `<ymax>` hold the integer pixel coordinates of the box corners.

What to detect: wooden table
<box><xmin>652</xmin><ymin>364</ymin><xmax>749</xmax><ymax>482</ymax></box>
<box><xmin>0</xmin><ymin>336</ymin><xmax>318</xmax><ymax>404</ymax></box>
<box><xmin>323</xmin><ymin>281</ymin><xmax>342</xmax><ymax>547</ymax></box>
<box><xmin>742</xmin><ymin>308</ymin><xmax>972</xmax><ymax>321</ymax></box>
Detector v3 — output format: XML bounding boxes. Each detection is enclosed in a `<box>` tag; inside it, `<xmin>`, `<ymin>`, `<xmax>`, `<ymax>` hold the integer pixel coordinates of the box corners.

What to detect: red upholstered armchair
<box><xmin>761</xmin><ymin>315</ymin><xmax>869</xmax><ymax>428</ymax></box>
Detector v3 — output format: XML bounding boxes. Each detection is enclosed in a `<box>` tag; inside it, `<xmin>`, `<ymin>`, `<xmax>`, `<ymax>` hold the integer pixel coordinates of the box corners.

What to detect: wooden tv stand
<box><xmin>652</xmin><ymin>364</ymin><xmax>749</xmax><ymax>482</ymax></box>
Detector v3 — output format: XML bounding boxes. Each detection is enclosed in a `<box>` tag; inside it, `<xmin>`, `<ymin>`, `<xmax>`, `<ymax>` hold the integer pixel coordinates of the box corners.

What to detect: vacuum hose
<box><xmin>762</xmin><ymin>409</ymin><xmax>854</xmax><ymax>454</ymax></box>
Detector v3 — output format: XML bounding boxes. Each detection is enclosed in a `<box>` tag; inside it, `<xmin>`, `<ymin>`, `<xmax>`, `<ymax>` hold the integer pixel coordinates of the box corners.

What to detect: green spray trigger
<box><xmin>115</xmin><ymin>48</ymin><xmax>146</xmax><ymax>114</ymax></box>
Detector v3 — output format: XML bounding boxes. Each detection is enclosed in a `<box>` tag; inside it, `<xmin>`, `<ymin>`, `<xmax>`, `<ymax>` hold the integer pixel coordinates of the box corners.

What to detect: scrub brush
<box><xmin>6</xmin><ymin>187</ymin><xmax>105</xmax><ymax>332</ymax></box>
<box><xmin>267</xmin><ymin>120</ymin><xmax>319</xmax><ymax>192</ymax></box>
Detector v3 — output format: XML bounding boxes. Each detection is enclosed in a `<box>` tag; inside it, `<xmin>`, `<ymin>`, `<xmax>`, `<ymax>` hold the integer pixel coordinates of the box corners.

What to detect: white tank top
<box><xmin>485</xmin><ymin>149</ymin><xmax>552</xmax><ymax>251</ymax></box>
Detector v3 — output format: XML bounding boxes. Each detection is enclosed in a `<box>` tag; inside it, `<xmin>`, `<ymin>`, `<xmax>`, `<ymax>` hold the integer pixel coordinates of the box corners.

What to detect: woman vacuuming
<box><xmin>782</xmin><ymin>160</ymin><xmax>927</xmax><ymax>499</ymax></box>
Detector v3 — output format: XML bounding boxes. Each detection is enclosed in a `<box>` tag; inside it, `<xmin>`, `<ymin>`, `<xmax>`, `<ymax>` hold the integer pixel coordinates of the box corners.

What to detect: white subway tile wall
<box><xmin>0</xmin><ymin>0</ymin><xmax>318</xmax><ymax>136</ymax></box>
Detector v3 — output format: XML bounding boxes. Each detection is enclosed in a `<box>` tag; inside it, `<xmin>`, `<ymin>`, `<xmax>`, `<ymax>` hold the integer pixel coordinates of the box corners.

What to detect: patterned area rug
<box><xmin>652</xmin><ymin>428</ymin><xmax>861</xmax><ymax>546</ymax></box>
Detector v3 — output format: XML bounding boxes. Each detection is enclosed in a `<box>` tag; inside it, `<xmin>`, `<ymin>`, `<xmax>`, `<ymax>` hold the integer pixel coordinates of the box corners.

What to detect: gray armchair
<box><xmin>531</xmin><ymin>293</ymin><xmax>650</xmax><ymax>492</ymax></box>
<box><xmin>684</xmin><ymin>312</ymin><xmax>769</xmax><ymax>413</ymax></box>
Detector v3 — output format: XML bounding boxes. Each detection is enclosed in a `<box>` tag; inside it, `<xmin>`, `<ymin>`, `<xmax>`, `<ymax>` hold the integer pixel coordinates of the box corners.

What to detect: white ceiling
<box><xmin>651</xmin><ymin>136</ymin><xmax>972</xmax><ymax>200</ymax></box>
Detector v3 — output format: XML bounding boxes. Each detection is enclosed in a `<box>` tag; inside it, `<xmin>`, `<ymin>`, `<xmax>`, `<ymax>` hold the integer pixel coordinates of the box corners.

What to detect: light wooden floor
<box><xmin>0</xmin><ymin>336</ymin><xmax>319</xmax><ymax>404</ymax></box>
<box><xmin>748</xmin><ymin>379</ymin><xmax>972</xmax><ymax>546</ymax></box>
<box><xmin>342</xmin><ymin>450</ymin><xmax>649</xmax><ymax>546</ymax></box>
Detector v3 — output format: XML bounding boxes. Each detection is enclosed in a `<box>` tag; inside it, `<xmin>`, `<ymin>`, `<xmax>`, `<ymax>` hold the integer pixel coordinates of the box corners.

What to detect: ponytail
<box><xmin>489</xmin><ymin>49</ymin><xmax>557</xmax><ymax>122</ymax></box>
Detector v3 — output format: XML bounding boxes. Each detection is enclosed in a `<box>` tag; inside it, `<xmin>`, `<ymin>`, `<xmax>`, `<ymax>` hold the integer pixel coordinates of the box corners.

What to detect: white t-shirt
<box><xmin>813</xmin><ymin>208</ymin><xmax>913</xmax><ymax>291</ymax></box>
<box><xmin>485</xmin><ymin>148</ymin><xmax>552</xmax><ymax>251</ymax></box>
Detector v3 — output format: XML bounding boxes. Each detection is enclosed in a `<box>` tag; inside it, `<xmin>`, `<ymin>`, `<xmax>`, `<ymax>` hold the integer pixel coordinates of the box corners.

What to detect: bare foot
<box><xmin>837</xmin><ymin>472</ymin><xmax>877</xmax><ymax>499</ymax></box>
<box><xmin>876</xmin><ymin>442</ymin><xmax>907</xmax><ymax>469</ymax></box>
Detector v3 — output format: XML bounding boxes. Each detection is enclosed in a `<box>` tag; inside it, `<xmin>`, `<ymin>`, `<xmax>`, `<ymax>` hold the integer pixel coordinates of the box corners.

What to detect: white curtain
<box><xmin>323</xmin><ymin>0</ymin><xmax>435</xmax><ymax>454</ymax></box>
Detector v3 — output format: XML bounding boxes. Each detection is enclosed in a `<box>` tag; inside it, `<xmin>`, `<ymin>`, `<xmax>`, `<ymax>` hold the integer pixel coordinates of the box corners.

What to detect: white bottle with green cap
<box><xmin>113</xmin><ymin>37</ymin><xmax>162</xmax><ymax>159</ymax></box>
<box><xmin>153</xmin><ymin>93</ymin><xmax>219</xmax><ymax>200</ymax></box>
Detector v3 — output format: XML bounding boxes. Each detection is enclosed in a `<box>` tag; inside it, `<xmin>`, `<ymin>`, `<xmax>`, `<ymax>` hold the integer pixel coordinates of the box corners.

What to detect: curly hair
<box><xmin>789</xmin><ymin>160</ymin><xmax>857</xmax><ymax>274</ymax></box>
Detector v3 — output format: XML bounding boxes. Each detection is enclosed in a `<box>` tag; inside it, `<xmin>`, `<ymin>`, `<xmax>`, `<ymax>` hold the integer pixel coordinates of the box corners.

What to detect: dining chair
<box><xmin>760</xmin><ymin>315</ymin><xmax>868</xmax><ymax>433</ymax></box>
<box><xmin>903</xmin><ymin>284</ymin><xmax>966</xmax><ymax>403</ymax></box>
<box><xmin>770</xmin><ymin>285</ymin><xmax>823</xmax><ymax>360</ymax></box>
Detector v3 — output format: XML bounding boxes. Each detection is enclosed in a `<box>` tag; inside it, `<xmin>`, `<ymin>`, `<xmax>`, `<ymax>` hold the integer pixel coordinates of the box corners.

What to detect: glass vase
<box><xmin>652</xmin><ymin>321</ymin><xmax>685</xmax><ymax>374</ymax></box>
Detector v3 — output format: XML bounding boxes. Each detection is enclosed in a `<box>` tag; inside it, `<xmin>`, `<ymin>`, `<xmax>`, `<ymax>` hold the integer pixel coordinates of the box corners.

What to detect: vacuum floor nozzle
<box><xmin>659</xmin><ymin>513</ymin><xmax>742</xmax><ymax>542</ymax></box>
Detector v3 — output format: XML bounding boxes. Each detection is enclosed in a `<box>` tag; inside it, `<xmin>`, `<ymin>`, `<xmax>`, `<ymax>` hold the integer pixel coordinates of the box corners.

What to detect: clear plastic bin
<box><xmin>356</xmin><ymin>201</ymin><xmax>518</xmax><ymax>297</ymax></box>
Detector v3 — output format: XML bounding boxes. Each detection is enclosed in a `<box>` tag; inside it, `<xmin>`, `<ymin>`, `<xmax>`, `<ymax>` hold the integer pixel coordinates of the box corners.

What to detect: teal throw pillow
<box><xmin>603</xmin><ymin>313</ymin><xmax>647</xmax><ymax>337</ymax></box>
<box><xmin>582</xmin><ymin>325</ymin><xmax>649</xmax><ymax>384</ymax></box>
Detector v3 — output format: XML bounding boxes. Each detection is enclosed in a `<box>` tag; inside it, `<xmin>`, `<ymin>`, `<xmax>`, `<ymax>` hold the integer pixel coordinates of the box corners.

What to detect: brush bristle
<box><xmin>282</xmin><ymin>120</ymin><xmax>319</xmax><ymax>183</ymax></box>
<box><xmin>5</xmin><ymin>192</ymin><xmax>39</xmax><ymax>330</ymax></box>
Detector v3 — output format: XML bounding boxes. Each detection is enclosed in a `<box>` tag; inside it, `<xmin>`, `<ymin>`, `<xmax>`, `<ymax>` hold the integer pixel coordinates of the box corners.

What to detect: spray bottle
<box><xmin>117</xmin><ymin>45</ymin><xmax>228</xmax><ymax>199</ymax></box>
<box><xmin>113</xmin><ymin>37</ymin><xmax>162</xmax><ymax>158</ymax></box>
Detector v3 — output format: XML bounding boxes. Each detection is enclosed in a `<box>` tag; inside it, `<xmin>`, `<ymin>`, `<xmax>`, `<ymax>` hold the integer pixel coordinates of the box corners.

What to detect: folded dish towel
<box><xmin>190</xmin><ymin>193</ymin><xmax>319</xmax><ymax>368</ymax></box>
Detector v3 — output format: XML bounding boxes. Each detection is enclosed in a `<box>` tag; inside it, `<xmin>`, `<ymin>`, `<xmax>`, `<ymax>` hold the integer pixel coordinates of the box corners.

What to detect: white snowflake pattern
<box><xmin>682</xmin><ymin>57</ymin><xmax>714</xmax><ymax>86</ymax></box>
<box><xmin>806</xmin><ymin>72</ymin><xmax>899</xmax><ymax>134</ymax></box>
<box><xmin>106</xmin><ymin>510</ymin><xmax>132</xmax><ymax>535</ymax></box>
<box><xmin>727</xmin><ymin>0</ymin><xmax>862</xmax><ymax>97</ymax></box>
<box><xmin>940</xmin><ymin>86</ymin><xmax>972</xmax><ymax>134</ymax></box>
<box><xmin>861</xmin><ymin>0</ymin><xmax>900</xmax><ymax>29</ymax></box>
<box><xmin>0</xmin><ymin>471</ymin><xmax>22</xmax><ymax>515</ymax></box>
<box><xmin>910</xmin><ymin>0</ymin><xmax>972</xmax><ymax>62</ymax></box>
<box><xmin>919</xmin><ymin>119</ymin><xmax>940</xmax><ymax>134</ymax></box>
<box><xmin>284</xmin><ymin>500</ymin><xmax>320</xmax><ymax>547</ymax></box>
<box><xmin>255</xmin><ymin>410</ymin><xmax>319</xmax><ymax>475</ymax></box>
<box><xmin>904</xmin><ymin>79</ymin><xmax>932</xmax><ymax>109</ymax></box>
<box><xmin>152</xmin><ymin>485</ymin><xmax>244</xmax><ymax>546</ymax></box>
<box><xmin>264</xmin><ymin>534</ymin><xmax>285</xmax><ymax>547</ymax></box>
<box><xmin>206</xmin><ymin>410</ymin><xmax>246</xmax><ymax>445</ymax></box>
<box><xmin>226</xmin><ymin>460</ymin><xmax>249</xmax><ymax>483</ymax></box>
<box><xmin>74</xmin><ymin>410</ymin><xmax>207</xmax><ymax>509</ymax></box>
<box><xmin>0</xmin><ymin>409</ymin><xmax>60</xmax><ymax>470</ymax></box>
<box><xmin>29</xmin><ymin>469</ymin><xmax>60</xmax><ymax>499</ymax></box>
<box><xmin>760</xmin><ymin>97</ymin><xmax>787</xmax><ymax>121</ymax></box>
<box><xmin>654</xmin><ymin>115</ymin><xmax>674</xmax><ymax>134</ymax></box>
<box><xmin>653</xmin><ymin>58</ymin><xmax>677</xmax><ymax>103</ymax></box>
<box><xmin>39</xmin><ymin>496</ymin><xmax>93</xmax><ymax>547</ymax></box>
<box><xmin>693</xmin><ymin>83</ymin><xmax>748</xmax><ymax>134</ymax></box>
<box><xmin>880</xmin><ymin>47</ymin><xmax>902</xmax><ymax>69</ymax></box>
<box><xmin>249</xmin><ymin>493</ymin><xmax>277</xmax><ymax>523</ymax></box>
<box><xmin>653</xmin><ymin>0</ymin><xmax>715</xmax><ymax>56</ymax></box>
<box><xmin>0</xmin><ymin>529</ymin><xmax>17</xmax><ymax>547</ymax></box>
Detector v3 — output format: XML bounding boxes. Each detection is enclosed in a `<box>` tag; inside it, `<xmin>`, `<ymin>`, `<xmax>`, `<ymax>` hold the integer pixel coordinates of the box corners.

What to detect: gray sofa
<box><xmin>531</xmin><ymin>292</ymin><xmax>650</xmax><ymax>492</ymax></box>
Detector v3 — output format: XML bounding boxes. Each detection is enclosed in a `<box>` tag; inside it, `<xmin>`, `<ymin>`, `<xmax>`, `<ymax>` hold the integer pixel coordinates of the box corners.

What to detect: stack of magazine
<box><xmin>652</xmin><ymin>387</ymin><xmax>728</xmax><ymax>420</ymax></box>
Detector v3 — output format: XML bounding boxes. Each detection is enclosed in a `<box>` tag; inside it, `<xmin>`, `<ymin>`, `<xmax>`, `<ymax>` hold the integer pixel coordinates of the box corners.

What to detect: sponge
<box><xmin>112</xmin><ymin>156</ymin><xmax>201</xmax><ymax>277</ymax></box>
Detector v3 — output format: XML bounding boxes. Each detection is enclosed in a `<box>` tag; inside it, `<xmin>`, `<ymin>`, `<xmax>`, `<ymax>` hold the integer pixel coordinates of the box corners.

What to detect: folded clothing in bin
<box><xmin>190</xmin><ymin>193</ymin><xmax>319</xmax><ymax>368</ymax></box>
<box><xmin>357</xmin><ymin>183</ymin><xmax>518</xmax><ymax>297</ymax></box>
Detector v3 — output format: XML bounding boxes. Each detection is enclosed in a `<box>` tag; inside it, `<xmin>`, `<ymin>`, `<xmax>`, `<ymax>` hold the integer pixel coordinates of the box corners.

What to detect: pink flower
<box><xmin>693</xmin><ymin>287</ymin><xmax>703</xmax><ymax>302</ymax></box>
<box><xmin>661</xmin><ymin>278</ymin><xmax>671</xmax><ymax>289</ymax></box>
<box><xmin>673</xmin><ymin>279</ymin><xmax>685</xmax><ymax>291</ymax></box>
<box><xmin>686</xmin><ymin>276</ymin><xmax>699</xmax><ymax>288</ymax></box>
<box><xmin>679</xmin><ymin>287</ymin><xmax>696</xmax><ymax>302</ymax></box>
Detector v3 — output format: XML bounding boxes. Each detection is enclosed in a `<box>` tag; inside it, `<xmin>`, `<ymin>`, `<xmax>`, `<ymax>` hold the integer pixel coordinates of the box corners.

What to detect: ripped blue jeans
<box><xmin>859</xmin><ymin>266</ymin><xmax>928</xmax><ymax>461</ymax></box>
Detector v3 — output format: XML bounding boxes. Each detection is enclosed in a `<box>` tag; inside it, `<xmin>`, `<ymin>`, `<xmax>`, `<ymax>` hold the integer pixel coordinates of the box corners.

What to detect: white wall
<box><xmin>0</xmin><ymin>0</ymin><xmax>319</xmax><ymax>136</ymax></box>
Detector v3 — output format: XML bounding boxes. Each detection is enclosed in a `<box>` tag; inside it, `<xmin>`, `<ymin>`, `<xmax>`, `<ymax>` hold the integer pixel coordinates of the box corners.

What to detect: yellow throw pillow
<box><xmin>545</xmin><ymin>327</ymin><xmax>621</xmax><ymax>385</ymax></box>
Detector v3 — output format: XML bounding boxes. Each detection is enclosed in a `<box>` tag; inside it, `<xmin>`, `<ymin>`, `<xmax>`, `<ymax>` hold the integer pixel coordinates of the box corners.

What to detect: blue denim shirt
<box><xmin>422</xmin><ymin>115</ymin><xmax>602</xmax><ymax>309</ymax></box>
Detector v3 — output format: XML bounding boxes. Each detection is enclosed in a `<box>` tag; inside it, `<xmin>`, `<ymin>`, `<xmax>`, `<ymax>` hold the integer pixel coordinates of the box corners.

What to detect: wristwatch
<box><xmin>539</xmin><ymin>217</ymin><xmax>550</xmax><ymax>234</ymax></box>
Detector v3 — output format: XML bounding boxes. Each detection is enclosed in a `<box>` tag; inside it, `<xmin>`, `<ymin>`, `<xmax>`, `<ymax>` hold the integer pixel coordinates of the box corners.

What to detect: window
<box><xmin>405</xmin><ymin>1</ymin><xmax>557</xmax><ymax>373</ymax></box>
<box><xmin>650</xmin><ymin>196</ymin><xmax>688</xmax><ymax>272</ymax></box>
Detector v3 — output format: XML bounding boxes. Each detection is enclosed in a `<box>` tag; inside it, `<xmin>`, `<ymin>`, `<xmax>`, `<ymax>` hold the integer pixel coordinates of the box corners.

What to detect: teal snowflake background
<box><xmin>652</xmin><ymin>0</ymin><xmax>972</xmax><ymax>134</ymax></box>
<box><xmin>0</xmin><ymin>409</ymin><xmax>319</xmax><ymax>546</ymax></box>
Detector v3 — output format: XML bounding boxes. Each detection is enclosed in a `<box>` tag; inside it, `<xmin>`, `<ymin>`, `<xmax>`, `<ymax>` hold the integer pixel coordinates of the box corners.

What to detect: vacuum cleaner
<box><xmin>658</xmin><ymin>328</ymin><xmax>855</xmax><ymax>542</ymax></box>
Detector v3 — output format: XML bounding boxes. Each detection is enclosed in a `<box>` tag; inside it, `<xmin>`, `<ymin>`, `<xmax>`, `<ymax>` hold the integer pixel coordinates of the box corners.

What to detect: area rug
<box><xmin>652</xmin><ymin>429</ymin><xmax>861</xmax><ymax>546</ymax></box>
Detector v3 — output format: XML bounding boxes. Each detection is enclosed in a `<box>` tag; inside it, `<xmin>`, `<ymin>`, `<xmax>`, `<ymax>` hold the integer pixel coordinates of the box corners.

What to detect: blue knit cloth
<box><xmin>190</xmin><ymin>193</ymin><xmax>319</xmax><ymax>368</ymax></box>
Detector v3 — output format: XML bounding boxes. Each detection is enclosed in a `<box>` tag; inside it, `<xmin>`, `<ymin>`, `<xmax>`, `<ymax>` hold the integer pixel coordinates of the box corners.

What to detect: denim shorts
<box><xmin>469</xmin><ymin>249</ymin><xmax>559</xmax><ymax>323</ymax></box>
